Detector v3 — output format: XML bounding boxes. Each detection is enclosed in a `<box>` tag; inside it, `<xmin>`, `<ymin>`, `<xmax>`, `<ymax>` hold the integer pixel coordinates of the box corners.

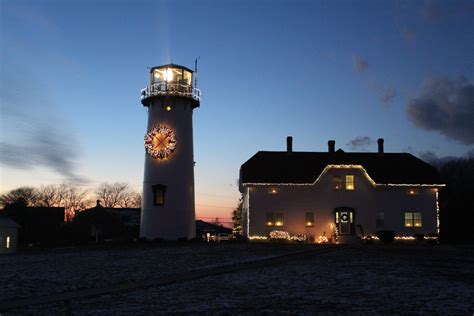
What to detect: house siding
<box><xmin>244</xmin><ymin>168</ymin><xmax>437</xmax><ymax>239</ymax></box>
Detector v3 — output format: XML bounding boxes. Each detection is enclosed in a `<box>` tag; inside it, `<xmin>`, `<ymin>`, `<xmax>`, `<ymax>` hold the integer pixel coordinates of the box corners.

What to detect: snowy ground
<box><xmin>2</xmin><ymin>243</ymin><xmax>473</xmax><ymax>314</ymax></box>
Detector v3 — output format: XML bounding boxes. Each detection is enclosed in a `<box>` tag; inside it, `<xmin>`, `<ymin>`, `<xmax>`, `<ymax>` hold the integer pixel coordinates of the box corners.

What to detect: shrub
<box><xmin>414</xmin><ymin>234</ymin><xmax>425</xmax><ymax>242</ymax></box>
<box><xmin>269</xmin><ymin>230</ymin><xmax>290</xmax><ymax>241</ymax></box>
<box><xmin>375</xmin><ymin>230</ymin><xmax>396</xmax><ymax>243</ymax></box>
<box><xmin>290</xmin><ymin>234</ymin><xmax>307</xmax><ymax>242</ymax></box>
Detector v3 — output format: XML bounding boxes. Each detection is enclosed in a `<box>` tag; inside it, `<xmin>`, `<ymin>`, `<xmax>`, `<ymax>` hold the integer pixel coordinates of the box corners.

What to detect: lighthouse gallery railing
<box><xmin>140</xmin><ymin>83</ymin><xmax>201</xmax><ymax>101</ymax></box>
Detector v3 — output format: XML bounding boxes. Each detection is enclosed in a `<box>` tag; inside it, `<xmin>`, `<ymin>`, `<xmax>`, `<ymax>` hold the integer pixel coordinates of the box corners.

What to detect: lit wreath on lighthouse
<box><xmin>144</xmin><ymin>125</ymin><xmax>177</xmax><ymax>160</ymax></box>
<box><xmin>139</xmin><ymin>63</ymin><xmax>201</xmax><ymax>240</ymax></box>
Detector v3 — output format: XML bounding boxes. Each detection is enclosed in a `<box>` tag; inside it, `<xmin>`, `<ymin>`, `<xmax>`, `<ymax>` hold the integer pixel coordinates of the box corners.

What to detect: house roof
<box><xmin>0</xmin><ymin>214</ymin><xmax>20</xmax><ymax>228</ymax></box>
<box><xmin>240</xmin><ymin>151</ymin><xmax>443</xmax><ymax>188</ymax></box>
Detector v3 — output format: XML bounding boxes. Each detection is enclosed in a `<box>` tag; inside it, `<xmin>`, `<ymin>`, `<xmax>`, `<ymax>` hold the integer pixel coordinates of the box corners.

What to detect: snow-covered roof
<box><xmin>0</xmin><ymin>214</ymin><xmax>20</xmax><ymax>228</ymax></box>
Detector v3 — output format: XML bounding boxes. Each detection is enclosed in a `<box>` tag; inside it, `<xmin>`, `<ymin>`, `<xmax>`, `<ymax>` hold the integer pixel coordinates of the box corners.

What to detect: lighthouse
<box><xmin>139</xmin><ymin>64</ymin><xmax>201</xmax><ymax>240</ymax></box>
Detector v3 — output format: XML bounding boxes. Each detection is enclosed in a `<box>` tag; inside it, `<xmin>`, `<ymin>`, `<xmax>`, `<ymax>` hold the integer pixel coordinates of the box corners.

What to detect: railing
<box><xmin>140</xmin><ymin>83</ymin><xmax>201</xmax><ymax>102</ymax></box>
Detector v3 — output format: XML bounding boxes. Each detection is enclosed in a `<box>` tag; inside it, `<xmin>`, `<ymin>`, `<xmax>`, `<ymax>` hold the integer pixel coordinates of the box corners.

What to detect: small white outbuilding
<box><xmin>0</xmin><ymin>214</ymin><xmax>20</xmax><ymax>254</ymax></box>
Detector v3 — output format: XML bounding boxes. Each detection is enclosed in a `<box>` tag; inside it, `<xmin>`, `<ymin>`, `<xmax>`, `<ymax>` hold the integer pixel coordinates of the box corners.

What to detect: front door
<box><xmin>334</xmin><ymin>208</ymin><xmax>355</xmax><ymax>235</ymax></box>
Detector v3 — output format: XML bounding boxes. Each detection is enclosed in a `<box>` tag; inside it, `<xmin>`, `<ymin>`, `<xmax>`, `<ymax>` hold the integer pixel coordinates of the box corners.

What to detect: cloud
<box><xmin>406</xmin><ymin>76</ymin><xmax>474</xmax><ymax>145</ymax></box>
<box><xmin>416</xmin><ymin>150</ymin><xmax>474</xmax><ymax>167</ymax></box>
<box><xmin>368</xmin><ymin>80</ymin><xmax>397</xmax><ymax>104</ymax></box>
<box><xmin>0</xmin><ymin>69</ymin><xmax>86</xmax><ymax>183</ymax></box>
<box><xmin>401</xmin><ymin>26</ymin><xmax>416</xmax><ymax>41</ymax></box>
<box><xmin>421</xmin><ymin>0</ymin><xmax>443</xmax><ymax>21</ymax></box>
<box><xmin>346</xmin><ymin>136</ymin><xmax>374</xmax><ymax>151</ymax></box>
<box><xmin>421</xmin><ymin>0</ymin><xmax>474</xmax><ymax>22</ymax></box>
<box><xmin>352</xmin><ymin>54</ymin><xmax>368</xmax><ymax>73</ymax></box>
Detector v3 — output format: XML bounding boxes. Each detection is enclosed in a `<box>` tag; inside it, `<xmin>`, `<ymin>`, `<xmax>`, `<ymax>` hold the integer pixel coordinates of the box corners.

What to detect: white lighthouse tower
<box><xmin>139</xmin><ymin>64</ymin><xmax>200</xmax><ymax>240</ymax></box>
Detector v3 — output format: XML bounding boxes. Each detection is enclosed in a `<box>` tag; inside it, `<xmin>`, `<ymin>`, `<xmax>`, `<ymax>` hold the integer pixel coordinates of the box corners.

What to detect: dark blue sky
<box><xmin>1</xmin><ymin>0</ymin><xmax>473</xmax><ymax>218</ymax></box>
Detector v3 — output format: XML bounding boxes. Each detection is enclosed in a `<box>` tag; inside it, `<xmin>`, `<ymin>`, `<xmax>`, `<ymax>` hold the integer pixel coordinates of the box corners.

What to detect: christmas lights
<box><xmin>248</xmin><ymin>235</ymin><xmax>268</xmax><ymax>240</ymax></box>
<box><xmin>269</xmin><ymin>230</ymin><xmax>290</xmax><ymax>240</ymax></box>
<box><xmin>290</xmin><ymin>234</ymin><xmax>307</xmax><ymax>242</ymax></box>
<box><xmin>242</xmin><ymin>164</ymin><xmax>445</xmax><ymax>188</ymax></box>
<box><xmin>435</xmin><ymin>190</ymin><xmax>440</xmax><ymax>234</ymax></box>
<box><xmin>144</xmin><ymin>125</ymin><xmax>177</xmax><ymax>160</ymax></box>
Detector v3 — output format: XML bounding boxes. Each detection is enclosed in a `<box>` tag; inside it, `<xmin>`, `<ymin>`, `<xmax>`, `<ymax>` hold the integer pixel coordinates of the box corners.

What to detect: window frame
<box><xmin>305</xmin><ymin>212</ymin><xmax>314</xmax><ymax>227</ymax></box>
<box><xmin>404</xmin><ymin>212</ymin><xmax>422</xmax><ymax>228</ymax></box>
<box><xmin>345</xmin><ymin>175</ymin><xmax>355</xmax><ymax>191</ymax></box>
<box><xmin>333</xmin><ymin>176</ymin><xmax>342</xmax><ymax>190</ymax></box>
<box><xmin>266</xmin><ymin>212</ymin><xmax>275</xmax><ymax>227</ymax></box>
<box><xmin>376</xmin><ymin>212</ymin><xmax>384</xmax><ymax>228</ymax></box>
<box><xmin>275</xmin><ymin>212</ymin><xmax>284</xmax><ymax>227</ymax></box>
<box><xmin>152</xmin><ymin>184</ymin><xmax>167</xmax><ymax>206</ymax></box>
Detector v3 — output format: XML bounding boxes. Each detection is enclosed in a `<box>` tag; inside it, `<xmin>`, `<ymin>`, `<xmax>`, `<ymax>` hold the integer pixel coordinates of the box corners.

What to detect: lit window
<box><xmin>405</xmin><ymin>212</ymin><xmax>422</xmax><ymax>228</ymax></box>
<box><xmin>376</xmin><ymin>212</ymin><xmax>384</xmax><ymax>228</ymax></box>
<box><xmin>266</xmin><ymin>212</ymin><xmax>274</xmax><ymax>226</ymax></box>
<box><xmin>305</xmin><ymin>212</ymin><xmax>314</xmax><ymax>227</ymax></box>
<box><xmin>346</xmin><ymin>175</ymin><xmax>354</xmax><ymax>190</ymax></box>
<box><xmin>333</xmin><ymin>176</ymin><xmax>342</xmax><ymax>190</ymax></box>
<box><xmin>152</xmin><ymin>184</ymin><xmax>166</xmax><ymax>206</ymax></box>
<box><xmin>275</xmin><ymin>213</ymin><xmax>284</xmax><ymax>226</ymax></box>
<box><xmin>6</xmin><ymin>236</ymin><xmax>10</xmax><ymax>249</ymax></box>
<box><xmin>414</xmin><ymin>212</ymin><xmax>422</xmax><ymax>227</ymax></box>
<box><xmin>407</xmin><ymin>188</ymin><xmax>419</xmax><ymax>195</ymax></box>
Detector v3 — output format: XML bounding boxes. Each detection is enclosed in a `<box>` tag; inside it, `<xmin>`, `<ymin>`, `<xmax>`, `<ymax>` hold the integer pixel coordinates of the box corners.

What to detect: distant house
<box><xmin>239</xmin><ymin>137</ymin><xmax>445</xmax><ymax>243</ymax></box>
<box><xmin>1</xmin><ymin>204</ymin><xmax>64</xmax><ymax>246</ymax></box>
<box><xmin>195</xmin><ymin>220</ymin><xmax>232</xmax><ymax>240</ymax></box>
<box><xmin>0</xmin><ymin>215</ymin><xmax>20</xmax><ymax>254</ymax></box>
<box><xmin>74</xmin><ymin>201</ymin><xmax>140</xmax><ymax>242</ymax></box>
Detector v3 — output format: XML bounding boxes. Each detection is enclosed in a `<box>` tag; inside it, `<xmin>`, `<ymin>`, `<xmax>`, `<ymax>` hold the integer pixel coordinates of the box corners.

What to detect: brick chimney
<box><xmin>287</xmin><ymin>136</ymin><xmax>293</xmax><ymax>154</ymax></box>
<box><xmin>377</xmin><ymin>138</ymin><xmax>384</xmax><ymax>155</ymax></box>
<box><xmin>328</xmin><ymin>140</ymin><xmax>335</xmax><ymax>153</ymax></box>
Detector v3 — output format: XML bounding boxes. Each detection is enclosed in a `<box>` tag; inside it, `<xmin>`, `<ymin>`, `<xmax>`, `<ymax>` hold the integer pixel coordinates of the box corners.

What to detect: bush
<box><xmin>269</xmin><ymin>230</ymin><xmax>290</xmax><ymax>241</ymax></box>
<box><xmin>414</xmin><ymin>234</ymin><xmax>425</xmax><ymax>242</ymax></box>
<box><xmin>375</xmin><ymin>230</ymin><xmax>396</xmax><ymax>243</ymax></box>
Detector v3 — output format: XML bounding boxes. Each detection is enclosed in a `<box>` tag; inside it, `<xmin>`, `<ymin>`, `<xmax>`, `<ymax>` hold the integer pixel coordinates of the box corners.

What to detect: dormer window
<box><xmin>346</xmin><ymin>175</ymin><xmax>354</xmax><ymax>190</ymax></box>
<box><xmin>333</xmin><ymin>176</ymin><xmax>342</xmax><ymax>190</ymax></box>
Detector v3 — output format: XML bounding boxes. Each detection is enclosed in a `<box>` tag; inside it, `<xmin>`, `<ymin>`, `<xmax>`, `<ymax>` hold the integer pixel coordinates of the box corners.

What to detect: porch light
<box><xmin>306</xmin><ymin>221</ymin><xmax>313</xmax><ymax>226</ymax></box>
<box><xmin>267</xmin><ymin>221</ymin><xmax>273</xmax><ymax>226</ymax></box>
<box><xmin>166</xmin><ymin>105</ymin><xmax>172</xmax><ymax>111</ymax></box>
<box><xmin>275</xmin><ymin>221</ymin><xmax>283</xmax><ymax>226</ymax></box>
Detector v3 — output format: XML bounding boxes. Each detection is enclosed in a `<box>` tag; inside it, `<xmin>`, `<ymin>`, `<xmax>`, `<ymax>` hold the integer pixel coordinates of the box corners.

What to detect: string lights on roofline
<box><xmin>242</xmin><ymin>164</ymin><xmax>446</xmax><ymax>188</ymax></box>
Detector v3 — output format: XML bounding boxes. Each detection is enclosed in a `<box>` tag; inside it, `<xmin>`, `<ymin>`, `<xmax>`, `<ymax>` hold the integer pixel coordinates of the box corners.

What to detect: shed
<box><xmin>0</xmin><ymin>215</ymin><xmax>20</xmax><ymax>254</ymax></box>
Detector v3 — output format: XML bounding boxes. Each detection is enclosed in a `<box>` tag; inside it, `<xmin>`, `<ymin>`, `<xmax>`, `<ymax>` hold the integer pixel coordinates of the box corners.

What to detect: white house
<box><xmin>239</xmin><ymin>137</ymin><xmax>444</xmax><ymax>243</ymax></box>
<box><xmin>0</xmin><ymin>215</ymin><xmax>19</xmax><ymax>254</ymax></box>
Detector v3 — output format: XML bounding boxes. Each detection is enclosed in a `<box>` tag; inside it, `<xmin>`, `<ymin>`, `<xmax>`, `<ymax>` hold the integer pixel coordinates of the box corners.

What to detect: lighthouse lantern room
<box><xmin>139</xmin><ymin>64</ymin><xmax>200</xmax><ymax>240</ymax></box>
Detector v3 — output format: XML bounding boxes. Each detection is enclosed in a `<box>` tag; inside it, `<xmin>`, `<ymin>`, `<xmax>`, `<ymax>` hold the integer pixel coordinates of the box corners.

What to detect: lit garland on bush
<box><xmin>290</xmin><ymin>234</ymin><xmax>307</xmax><ymax>242</ymax></box>
<box><xmin>317</xmin><ymin>234</ymin><xmax>329</xmax><ymax>243</ymax></box>
<box><xmin>144</xmin><ymin>125</ymin><xmax>177</xmax><ymax>159</ymax></box>
<box><xmin>269</xmin><ymin>230</ymin><xmax>291</xmax><ymax>240</ymax></box>
<box><xmin>361</xmin><ymin>235</ymin><xmax>439</xmax><ymax>241</ymax></box>
<box><xmin>248</xmin><ymin>235</ymin><xmax>268</xmax><ymax>240</ymax></box>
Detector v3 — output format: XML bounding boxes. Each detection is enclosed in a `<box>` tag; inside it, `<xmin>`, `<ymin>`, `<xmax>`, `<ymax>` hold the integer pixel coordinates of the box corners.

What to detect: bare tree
<box><xmin>95</xmin><ymin>182</ymin><xmax>139</xmax><ymax>208</ymax></box>
<box><xmin>37</xmin><ymin>184</ymin><xmax>61</xmax><ymax>207</ymax></box>
<box><xmin>61</xmin><ymin>184</ymin><xmax>93</xmax><ymax>220</ymax></box>
<box><xmin>0</xmin><ymin>186</ymin><xmax>39</xmax><ymax>207</ymax></box>
<box><xmin>36</xmin><ymin>184</ymin><xmax>92</xmax><ymax>220</ymax></box>
<box><xmin>130</xmin><ymin>191</ymin><xmax>142</xmax><ymax>208</ymax></box>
